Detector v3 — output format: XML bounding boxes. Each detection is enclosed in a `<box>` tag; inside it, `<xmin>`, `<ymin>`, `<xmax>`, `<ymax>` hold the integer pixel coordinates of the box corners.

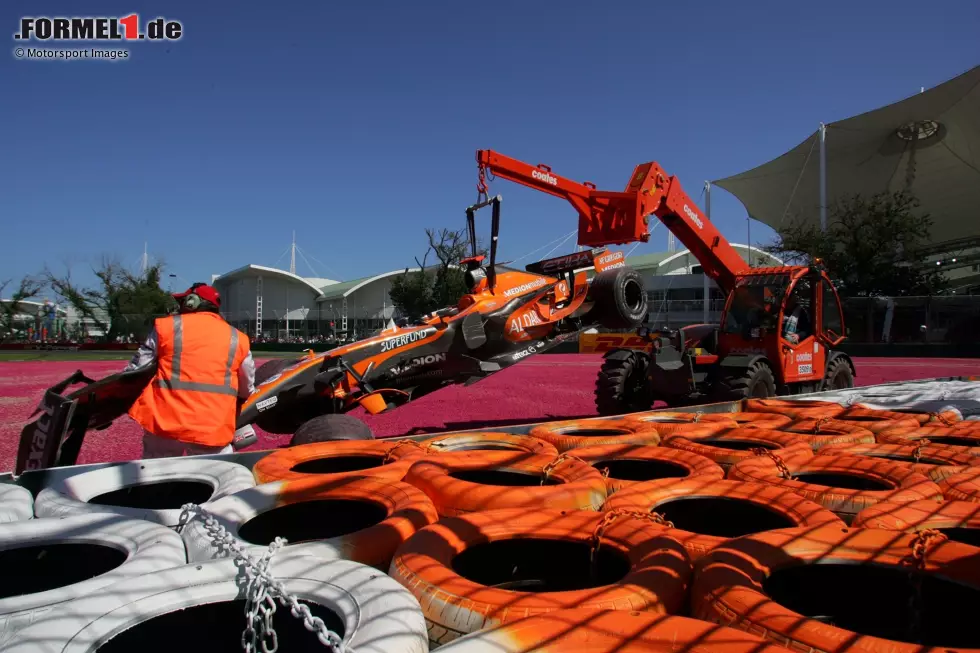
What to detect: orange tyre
<box><xmin>875</xmin><ymin>422</ymin><xmax>980</xmax><ymax>448</ymax></box>
<box><xmin>528</xmin><ymin>418</ymin><xmax>661</xmax><ymax>452</ymax></box>
<box><xmin>662</xmin><ymin>428</ymin><xmax>814</xmax><ymax>472</ymax></box>
<box><xmin>819</xmin><ymin>441</ymin><xmax>979</xmax><ymax>483</ymax></box>
<box><xmin>939</xmin><ymin>467</ymin><xmax>980</xmax><ymax>503</ymax></box>
<box><xmin>622</xmin><ymin>411</ymin><xmax>737</xmax><ymax>437</ymax></box>
<box><xmin>569</xmin><ymin>444</ymin><xmax>724</xmax><ymax>495</ymax></box>
<box><xmin>252</xmin><ymin>439</ymin><xmax>427</xmax><ymax>484</ymax></box>
<box><xmin>389</xmin><ymin>508</ymin><xmax>692</xmax><ymax>648</ymax></box>
<box><xmin>181</xmin><ymin>475</ymin><xmax>438</xmax><ymax>569</ymax></box>
<box><xmin>843</xmin><ymin>405</ymin><xmax>961</xmax><ymax>426</ymax></box>
<box><xmin>853</xmin><ymin>498</ymin><xmax>980</xmax><ymax>545</ymax></box>
<box><xmin>782</xmin><ymin>418</ymin><xmax>876</xmax><ymax>450</ymax></box>
<box><xmin>420</xmin><ymin>431</ymin><xmax>559</xmax><ymax>456</ymax></box>
<box><xmin>835</xmin><ymin>406</ymin><xmax>922</xmax><ymax>434</ymax></box>
<box><xmin>402</xmin><ymin>451</ymin><xmax>606</xmax><ymax>516</ymax></box>
<box><xmin>433</xmin><ymin>608</ymin><xmax>797</xmax><ymax>653</ymax></box>
<box><xmin>692</xmin><ymin>524</ymin><xmax>980</xmax><ymax>653</ymax></box>
<box><xmin>743</xmin><ymin>398</ymin><xmax>845</xmax><ymax>419</ymax></box>
<box><xmin>723</xmin><ymin>411</ymin><xmax>794</xmax><ymax>429</ymax></box>
<box><xmin>602</xmin><ymin>478</ymin><xmax>843</xmax><ymax>560</ymax></box>
<box><xmin>727</xmin><ymin>451</ymin><xmax>944</xmax><ymax>522</ymax></box>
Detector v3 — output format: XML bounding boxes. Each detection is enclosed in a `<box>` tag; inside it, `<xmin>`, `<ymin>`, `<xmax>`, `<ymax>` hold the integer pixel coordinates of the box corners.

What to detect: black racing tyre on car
<box><xmin>589</xmin><ymin>267</ymin><xmax>648</xmax><ymax>329</ymax></box>
<box><xmin>254</xmin><ymin>358</ymin><xmax>289</xmax><ymax>385</ymax></box>
<box><xmin>822</xmin><ymin>355</ymin><xmax>854</xmax><ymax>391</ymax></box>
<box><xmin>595</xmin><ymin>351</ymin><xmax>654</xmax><ymax>416</ymax></box>
<box><xmin>289</xmin><ymin>414</ymin><xmax>375</xmax><ymax>447</ymax></box>
<box><xmin>716</xmin><ymin>360</ymin><xmax>776</xmax><ymax>400</ymax></box>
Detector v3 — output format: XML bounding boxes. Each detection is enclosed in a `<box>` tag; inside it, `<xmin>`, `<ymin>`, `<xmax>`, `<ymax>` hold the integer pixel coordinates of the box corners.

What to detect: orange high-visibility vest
<box><xmin>128</xmin><ymin>312</ymin><xmax>250</xmax><ymax>447</ymax></box>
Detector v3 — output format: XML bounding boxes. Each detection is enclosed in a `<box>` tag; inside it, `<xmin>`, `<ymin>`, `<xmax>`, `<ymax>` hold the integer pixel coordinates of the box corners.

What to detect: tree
<box><xmin>388</xmin><ymin>228</ymin><xmax>487</xmax><ymax>320</ymax></box>
<box><xmin>763</xmin><ymin>190</ymin><xmax>947</xmax><ymax>298</ymax></box>
<box><xmin>0</xmin><ymin>276</ymin><xmax>44</xmax><ymax>342</ymax></box>
<box><xmin>44</xmin><ymin>257</ymin><xmax>174</xmax><ymax>342</ymax></box>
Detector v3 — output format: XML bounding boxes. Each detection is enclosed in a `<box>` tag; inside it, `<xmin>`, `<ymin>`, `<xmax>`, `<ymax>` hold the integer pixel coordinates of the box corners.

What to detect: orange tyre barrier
<box><xmin>728</xmin><ymin>452</ymin><xmax>944</xmax><ymax>523</ymax></box>
<box><xmin>252</xmin><ymin>439</ymin><xmax>427</xmax><ymax>484</ymax></box>
<box><xmin>181</xmin><ymin>475</ymin><xmax>438</xmax><ymax>569</ymax></box>
<box><xmin>622</xmin><ymin>411</ymin><xmax>738</xmax><ymax>437</ymax></box>
<box><xmin>939</xmin><ymin>467</ymin><xmax>980</xmax><ymax>503</ymax></box>
<box><xmin>782</xmin><ymin>418</ymin><xmax>876</xmax><ymax>450</ymax></box>
<box><xmin>820</xmin><ymin>441</ymin><xmax>979</xmax><ymax>483</ymax></box>
<box><xmin>692</xmin><ymin>525</ymin><xmax>980</xmax><ymax>653</ymax></box>
<box><xmin>419</xmin><ymin>431</ymin><xmax>559</xmax><ymax>456</ymax></box>
<box><xmin>402</xmin><ymin>450</ymin><xmax>606</xmax><ymax>516</ymax></box>
<box><xmin>835</xmin><ymin>406</ymin><xmax>922</xmax><ymax>434</ymax></box>
<box><xmin>662</xmin><ymin>427</ymin><xmax>814</xmax><ymax>472</ymax></box>
<box><xmin>875</xmin><ymin>422</ymin><xmax>980</xmax><ymax>448</ymax></box>
<box><xmin>602</xmin><ymin>477</ymin><xmax>843</xmax><ymax>559</ymax></box>
<box><xmin>853</xmin><ymin>498</ymin><xmax>980</xmax><ymax>546</ymax></box>
<box><xmin>723</xmin><ymin>411</ymin><xmax>794</xmax><ymax>429</ymax></box>
<box><xmin>389</xmin><ymin>508</ymin><xmax>692</xmax><ymax>647</ymax></box>
<box><xmin>744</xmin><ymin>398</ymin><xmax>845</xmax><ymax>419</ymax></box>
<box><xmin>569</xmin><ymin>443</ymin><xmax>724</xmax><ymax>495</ymax></box>
<box><xmin>434</xmin><ymin>608</ymin><xmax>797</xmax><ymax>653</ymax></box>
<box><xmin>844</xmin><ymin>405</ymin><xmax>961</xmax><ymax>426</ymax></box>
<box><xmin>528</xmin><ymin>418</ymin><xmax>661</xmax><ymax>452</ymax></box>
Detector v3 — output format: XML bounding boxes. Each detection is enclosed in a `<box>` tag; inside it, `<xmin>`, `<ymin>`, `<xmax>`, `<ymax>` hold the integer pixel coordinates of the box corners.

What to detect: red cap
<box><xmin>173</xmin><ymin>283</ymin><xmax>221</xmax><ymax>307</ymax></box>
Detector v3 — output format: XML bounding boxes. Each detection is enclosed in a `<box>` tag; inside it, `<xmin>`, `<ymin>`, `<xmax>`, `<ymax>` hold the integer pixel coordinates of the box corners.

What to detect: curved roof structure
<box><xmin>657</xmin><ymin>244</ymin><xmax>782</xmax><ymax>274</ymax></box>
<box><xmin>713</xmin><ymin>65</ymin><xmax>980</xmax><ymax>251</ymax></box>
<box><xmin>212</xmin><ymin>264</ymin><xmax>334</xmax><ymax>297</ymax></box>
<box><xmin>317</xmin><ymin>268</ymin><xmax>424</xmax><ymax>301</ymax></box>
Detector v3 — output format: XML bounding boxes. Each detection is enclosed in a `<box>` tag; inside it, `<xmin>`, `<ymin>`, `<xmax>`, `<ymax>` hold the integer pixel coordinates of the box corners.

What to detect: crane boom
<box><xmin>476</xmin><ymin>149</ymin><xmax>749</xmax><ymax>294</ymax></box>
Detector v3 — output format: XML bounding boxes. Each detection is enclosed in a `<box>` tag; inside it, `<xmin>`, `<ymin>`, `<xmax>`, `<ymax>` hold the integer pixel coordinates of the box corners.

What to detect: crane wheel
<box><xmin>594</xmin><ymin>352</ymin><xmax>654</xmax><ymax>416</ymax></box>
<box><xmin>719</xmin><ymin>360</ymin><xmax>776</xmax><ymax>400</ymax></box>
<box><xmin>589</xmin><ymin>267</ymin><xmax>649</xmax><ymax>329</ymax></box>
<box><xmin>822</xmin><ymin>356</ymin><xmax>855</xmax><ymax>391</ymax></box>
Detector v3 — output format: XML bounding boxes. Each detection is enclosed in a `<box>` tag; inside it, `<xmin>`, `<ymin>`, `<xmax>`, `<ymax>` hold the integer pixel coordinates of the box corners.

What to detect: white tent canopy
<box><xmin>713</xmin><ymin>65</ymin><xmax>980</xmax><ymax>251</ymax></box>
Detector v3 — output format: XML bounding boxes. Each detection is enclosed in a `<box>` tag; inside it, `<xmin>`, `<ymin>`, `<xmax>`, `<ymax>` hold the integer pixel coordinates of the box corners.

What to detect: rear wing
<box><xmin>525</xmin><ymin>247</ymin><xmax>625</xmax><ymax>276</ymax></box>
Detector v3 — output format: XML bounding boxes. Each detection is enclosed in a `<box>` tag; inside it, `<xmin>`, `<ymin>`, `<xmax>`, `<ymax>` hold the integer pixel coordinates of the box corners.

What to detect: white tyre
<box><xmin>34</xmin><ymin>458</ymin><xmax>256</xmax><ymax>527</ymax></box>
<box><xmin>3</xmin><ymin>554</ymin><xmax>428</xmax><ymax>653</ymax></box>
<box><xmin>0</xmin><ymin>514</ymin><xmax>186</xmax><ymax>647</ymax></box>
<box><xmin>0</xmin><ymin>484</ymin><xmax>33</xmax><ymax>523</ymax></box>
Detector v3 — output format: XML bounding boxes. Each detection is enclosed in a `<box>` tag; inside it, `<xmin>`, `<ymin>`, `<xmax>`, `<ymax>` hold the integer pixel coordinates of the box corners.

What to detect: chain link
<box><xmin>811</xmin><ymin>417</ymin><xmax>832</xmax><ymax>433</ymax></box>
<box><xmin>932</xmin><ymin>412</ymin><xmax>956</xmax><ymax>427</ymax></box>
<box><xmin>590</xmin><ymin>508</ymin><xmax>674</xmax><ymax>565</ymax></box>
<box><xmin>691</xmin><ymin>411</ymin><xmax>705</xmax><ymax>423</ymax></box>
<box><xmin>750</xmin><ymin>448</ymin><xmax>794</xmax><ymax>479</ymax></box>
<box><xmin>177</xmin><ymin>504</ymin><xmax>348</xmax><ymax>653</ymax></box>
<box><xmin>902</xmin><ymin>528</ymin><xmax>947</xmax><ymax>643</ymax></box>
<box><xmin>382</xmin><ymin>439</ymin><xmax>428</xmax><ymax>463</ymax></box>
<box><xmin>911</xmin><ymin>438</ymin><xmax>932</xmax><ymax>463</ymax></box>
<box><xmin>540</xmin><ymin>453</ymin><xmax>591</xmax><ymax>484</ymax></box>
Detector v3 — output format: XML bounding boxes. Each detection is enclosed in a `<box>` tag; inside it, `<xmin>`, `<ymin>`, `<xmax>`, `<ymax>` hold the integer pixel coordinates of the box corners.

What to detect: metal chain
<box><xmin>691</xmin><ymin>411</ymin><xmax>705</xmax><ymax>422</ymax></box>
<box><xmin>932</xmin><ymin>412</ymin><xmax>956</xmax><ymax>427</ymax></box>
<box><xmin>540</xmin><ymin>453</ymin><xmax>591</xmax><ymax>484</ymax></box>
<box><xmin>382</xmin><ymin>439</ymin><xmax>428</xmax><ymax>463</ymax></box>
<box><xmin>902</xmin><ymin>528</ymin><xmax>947</xmax><ymax>643</ymax></box>
<box><xmin>590</xmin><ymin>508</ymin><xmax>674</xmax><ymax>563</ymax></box>
<box><xmin>750</xmin><ymin>448</ymin><xmax>793</xmax><ymax>479</ymax></box>
<box><xmin>911</xmin><ymin>438</ymin><xmax>932</xmax><ymax>463</ymax></box>
<box><xmin>177</xmin><ymin>504</ymin><xmax>348</xmax><ymax>653</ymax></box>
<box><xmin>477</xmin><ymin>164</ymin><xmax>489</xmax><ymax>203</ymax></box>
<box><xmin>811</xmin><ymin>417</ymin><xmax>832</xmax><ymax>433</ymax></box>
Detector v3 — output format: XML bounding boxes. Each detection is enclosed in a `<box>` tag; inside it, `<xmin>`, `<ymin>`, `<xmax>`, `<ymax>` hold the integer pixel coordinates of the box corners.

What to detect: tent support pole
<box><xmin>704</xmin><ymin>181</ymin><xmax>711</xmax><ymax>323</ymax></box>
<box><xmin>819</xmin><ymin>122</ymin><xmax>828</xmax><ymax>231</ymax></box>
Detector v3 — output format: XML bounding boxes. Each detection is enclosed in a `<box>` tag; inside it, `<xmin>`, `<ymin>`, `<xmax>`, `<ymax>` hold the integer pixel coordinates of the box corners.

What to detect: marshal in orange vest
<box><xmin>129</xmin><ymin>311</ymin><xmax>251</xmax><ymax>447</ymax></box>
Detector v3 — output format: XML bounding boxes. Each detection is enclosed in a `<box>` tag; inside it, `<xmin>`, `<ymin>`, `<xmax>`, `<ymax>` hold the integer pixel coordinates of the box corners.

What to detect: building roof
<box><xmin>712</xmin><ymin>65</ymin><xmax>980</xmax><ymax>251</ymax></box>
<box><xmin>318</xmin><ymin>268</ymin><xmax>424</xmax><ymax>302</ymax></box>
<box><xmin>212</xmin><ymin>264</ymin><xmax>335</xmax><ymax>297</ymax></box>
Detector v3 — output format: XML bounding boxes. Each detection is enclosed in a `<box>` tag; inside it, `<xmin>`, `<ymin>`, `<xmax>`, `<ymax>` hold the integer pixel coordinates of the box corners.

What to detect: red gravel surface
<box><xmin>2</xmin><ymin>355</ymin><xmax>979</xmax><ymax>472</ymax></box>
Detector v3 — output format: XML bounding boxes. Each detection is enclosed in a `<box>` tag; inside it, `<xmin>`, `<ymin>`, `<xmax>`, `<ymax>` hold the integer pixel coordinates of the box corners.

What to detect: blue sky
<box><xmin>2</xmin><ymin>0</ymin><xmax>977</xmax><ymax>293</ymax></box>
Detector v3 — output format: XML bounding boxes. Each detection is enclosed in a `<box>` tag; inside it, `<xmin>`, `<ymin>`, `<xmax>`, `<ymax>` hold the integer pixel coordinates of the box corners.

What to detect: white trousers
<box><xmin>141</xmin><ymin>431</ymin><xmax>233</xmax><ymax>459</ymax></box>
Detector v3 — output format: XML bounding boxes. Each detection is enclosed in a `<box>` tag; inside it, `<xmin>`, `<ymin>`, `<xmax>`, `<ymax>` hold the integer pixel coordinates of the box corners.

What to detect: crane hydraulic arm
<box><xmin>476</xmin><ymin>149</ymin><xmax>749</xmax><ymax>294</ymax></box>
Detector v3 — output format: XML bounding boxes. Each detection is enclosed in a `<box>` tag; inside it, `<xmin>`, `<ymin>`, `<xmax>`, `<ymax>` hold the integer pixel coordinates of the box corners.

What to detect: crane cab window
<box><xmin>722</xmin><ymin>275</ymin><xmax>789</xmax><ymax>336</ymax></box>
<box><xmin>820</xmin><ymin>277</ymin><xmax>844</xmax><ymax>341</ymax></box>
<box><xmin>782</xmin><ymin>279</ymin><xmax>814</xmax><ymax>344</ymax></box>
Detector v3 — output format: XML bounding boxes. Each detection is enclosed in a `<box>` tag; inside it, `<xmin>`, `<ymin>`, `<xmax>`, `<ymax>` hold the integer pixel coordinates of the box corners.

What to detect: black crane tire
<box><xmin>822</xmin><ymin>356</ymin><xmax>855</xmax><ymax>391</ymax></box>
<box><xmin>594</xmin><ymin>352</ymin><xmax>653</xmax><ymax>416</ymax></box>
<box><xmin>721</xmin><ymin>360</ymin><xmax>776</xmax><ymax>400</ymax></box>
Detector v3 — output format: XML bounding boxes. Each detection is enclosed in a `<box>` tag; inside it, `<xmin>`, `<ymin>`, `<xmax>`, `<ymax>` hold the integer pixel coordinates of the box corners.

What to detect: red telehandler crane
<box><xmin>474</xmin><ymin>149</ymin><xmax>855</xmax><ymax>413</ymax></box>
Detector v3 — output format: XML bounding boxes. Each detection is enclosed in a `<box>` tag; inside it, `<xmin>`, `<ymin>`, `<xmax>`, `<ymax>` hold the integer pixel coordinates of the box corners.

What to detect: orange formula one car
<box><xmin>16</xmin><ymin>194</ymin><xmax>647</xmax><ymax>474</ymax></box>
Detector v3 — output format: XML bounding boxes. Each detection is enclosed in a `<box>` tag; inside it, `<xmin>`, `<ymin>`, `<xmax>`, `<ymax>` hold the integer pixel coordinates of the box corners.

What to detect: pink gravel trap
<box><xmin>2</xmin><ymin>355</ymin><xmax>979</xmax><ymax>473</ymax></box>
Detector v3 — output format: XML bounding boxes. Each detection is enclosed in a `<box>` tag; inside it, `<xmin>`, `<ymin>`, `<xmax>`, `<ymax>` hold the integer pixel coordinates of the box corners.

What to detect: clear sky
<box><xmin>2</xmin><ymin>0</ymin><xmax>977</xmax><ymax>293</ymax></box>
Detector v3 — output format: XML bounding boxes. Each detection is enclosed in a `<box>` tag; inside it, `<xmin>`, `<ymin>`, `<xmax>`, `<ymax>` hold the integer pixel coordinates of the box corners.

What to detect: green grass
<box><xmin>0</xmin><ymin>350</ymin><xmax>298</xmax><ymax>362</ymax></box>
